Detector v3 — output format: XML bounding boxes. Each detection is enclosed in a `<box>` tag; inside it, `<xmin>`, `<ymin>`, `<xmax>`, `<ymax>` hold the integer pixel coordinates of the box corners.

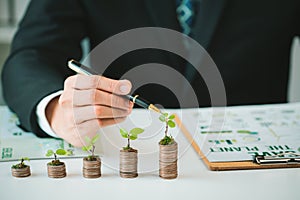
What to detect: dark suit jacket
<box><xmin>2</xmin><ymin>0</ymin><xmax>300</xmax><ymax>137</ymax></box>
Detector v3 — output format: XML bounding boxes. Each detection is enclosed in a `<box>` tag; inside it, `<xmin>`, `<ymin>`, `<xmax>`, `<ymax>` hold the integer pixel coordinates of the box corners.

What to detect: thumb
<box><xmin>117</xmin><ymin>79</ymin><xmax>132</xmax><ymax>95</ymax></box>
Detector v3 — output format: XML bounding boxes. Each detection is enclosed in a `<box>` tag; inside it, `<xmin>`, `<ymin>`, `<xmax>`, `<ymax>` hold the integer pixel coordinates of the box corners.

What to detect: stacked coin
<box><xmin>159</xmin><ymin>142</ymin><xmax>178</xmax><ymax>179</ymax></box>
<box><xmin>11</xmin><ymin>166</ymin><xmax>31</xmax><ymax>178</ymax></box>
<box><xmin>119</xmin><ymin>149</ymin><xmax>138</xmax><ymax>178</ymax></box>
<box><xmin>47</xmin><ymin>163</ymin><xmax>66</xmax><ymax>178</ymax></box>
<box><xmin>83</xmin><ymin>157</ymin><xmax>101</xmax><ymax>178</ymax></box>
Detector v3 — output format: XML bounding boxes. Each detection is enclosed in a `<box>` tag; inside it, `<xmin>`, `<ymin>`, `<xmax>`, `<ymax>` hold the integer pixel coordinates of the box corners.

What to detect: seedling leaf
<box><xmin>82</xmin><ymin>145</ymin><xmax>92</xmax><ymax>152</ymax></box>
<box><xmin>130</xmin><ymin>134</ymin><xmax>138</xmax><ymax>140</ymax></box>
<box><xmin>84</xmin><ymin>136</ymin><xmax>91</xmax><ymax>144</ymax></box>
<box><xmin>130</xmin><ymin>128</ymin><xmax>144</xmax><ymax>135</ymax></box>
<box><xmin>22</xmin><ymin>157</ymin><xmax>30</xmax><ymax>161</ymax></box>
<box><xmin>56</xmin><ymin>149</ymin><xmax>67</xmax><ymax>156</ymax></box>
<box><xmin>87</xmin><ymin>144</ymin><xmax>93</xmax><ymax>151</ymax></box>
<box><xmin>82</xmin><ymin>146</ymin><xmax>89</xmax><ymax>151</ymax></box>
<box><xmin>159</xmin><ymin>115</ymin><xmax>166</xmax><ymax>122</ymax></box>
<box><xmin>46</xmin><ymin>150</ymin><xmax>54</xmax><ymax>157</ymax></box>
<box><xmin>168</xmin><ymin>120</ymin><xmax>176</xmax><ymax>128</ymax></box>
<box><xmin>65</xmin><ymin>150</ymin><xmax>73</xmax><ymax>156</ymax></box>
<box><xmin>120</xmin><ymin>128</ymin><xmax>128</xmax><ymax>138</ymax></box>
<box><xmin>91</xmin><ymin>134</ymin><xmax>100</xmax><ymax>144</ymax></box>
<box><xmin>168</xmin><ymin>114</ymin><xmax>175</xmax><ymax>120</ymax></box>
<box><xmin>159</xmin><ymin>135</ymin><xmax>174</xmax><ymax>145</ymax></box>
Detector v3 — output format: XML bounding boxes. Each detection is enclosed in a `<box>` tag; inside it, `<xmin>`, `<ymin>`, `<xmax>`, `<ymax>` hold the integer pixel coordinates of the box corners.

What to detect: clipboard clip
<box><xmin>254</xmin><ymin>152</ymin><xmax>300</xmax><ymax>165</ymax></box>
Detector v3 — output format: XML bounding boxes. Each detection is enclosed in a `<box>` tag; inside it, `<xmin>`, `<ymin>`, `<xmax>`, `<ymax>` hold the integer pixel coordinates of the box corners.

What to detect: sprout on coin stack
<box><xmin>11</xmin><ymin>157</ymin><xmax>31</xmax><ymax>178</ymax></box>
<box><xmin>119</xmin><ymin>127</ymin><xmax>144</xmax><ymax>178</ymax></box>
<box><xmin>158</xmin><ymin>113</ymin><xmax>178</xmax><ymax>179</ymax></box>
<box><xmin>81</xmin><ymin>134</ymin><xmax>101</xmax><ymax>178</ymax></box>
<box><xmin>45</xmin><ymin>149</ymin><xmax>72</xmax><ymax>178</ymax></box>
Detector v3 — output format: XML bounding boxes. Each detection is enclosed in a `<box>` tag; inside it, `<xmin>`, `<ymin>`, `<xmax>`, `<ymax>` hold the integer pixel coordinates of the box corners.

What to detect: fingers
<box><xmin>59</xmin><ymin>117</ymin><xmax>127</xmax><ymax>147</ymax></box>
<box><xmin>54</xmin><ymin>75</ymin><xmax>133</xmax><ymax>147</ymax></box>
<box><xmin>60</xmin><ymin>119</ymin><xmax>100</xmax><ymax>147</ymax></box>
<box><xmin>65</xmin><ymin>75</ymin><xmax>132</xmax><ymax>95</ymax></box>
<box><xmin>72</xmin><ymin>89</ymin><xmax>131</xmax><ymax>109</ymax></box>
<box><xmin>97</xmin><ymin>117</ymin><xmax>127</xmax><ymax>127</ymax></box>
<box><xmin>63</xmin><ymin>75</ymin><xmax>132</xmax><ymax>110</ymax></box>
<box><xmin>73</xmin><ymin>105</ymin><xmax>131</xmax><ymax>124</ymax></box>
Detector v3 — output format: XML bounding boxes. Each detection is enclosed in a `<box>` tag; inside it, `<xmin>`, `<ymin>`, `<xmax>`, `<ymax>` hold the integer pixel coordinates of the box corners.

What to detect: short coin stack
<box><xmin>47</xmin><ymin>163</ymin><xmax>66</xmax><ymax>178</ymax></box>
<box><xmin>119</xmin><ymin>149</ymin><xmax>138</xmax><ymax>178</ymax></box>
<box><xmin>11</xmin><ymin>166</ymin><xmax>31</xmax><ymax>178</ymax></box>
<box><xmin>83</xmin><ymin>157</ymin><xmax>101</xmax><ymax>178</ymax></box>
<box><xmin>159</xmin><ymin>142</ymin><xmax>178</xmax><ymax>179</ymax></box>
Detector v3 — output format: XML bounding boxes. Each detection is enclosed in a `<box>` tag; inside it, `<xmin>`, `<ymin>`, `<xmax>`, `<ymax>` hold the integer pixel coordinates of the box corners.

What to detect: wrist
<box><xmin>45</xmin><ymin>96</ymin><xmax>61</xmax><ymax>135</ymax></box>
<box><xmin>36</xmin><ymin>91</ymin><xmax>63</xmax><ymax>138</ymax></box>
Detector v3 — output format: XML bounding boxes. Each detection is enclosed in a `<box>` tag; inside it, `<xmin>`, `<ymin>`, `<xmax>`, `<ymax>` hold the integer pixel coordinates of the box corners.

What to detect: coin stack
<box><xmin>47</xmin><ymin>163</ymin><xmax>66</xmax><ymax>178</ymax></box>
<box><xmin>83</xmin><ymin>156</ymin><xmax>101</xmax><ymax>178</ymax></box>
<box><xmin>159</xmin><ymin>142</ymin><xmax>178</xmax><ymax>179</ymax></box>
<box><xmin>119</xmin><ymin>149</ymin><xmax>138</xmax><ymax>178</ymax></box>
<box><xmin>11</xmin><ymin>166</ymin><xmax>31</xmax><ymax>178</ymax></box>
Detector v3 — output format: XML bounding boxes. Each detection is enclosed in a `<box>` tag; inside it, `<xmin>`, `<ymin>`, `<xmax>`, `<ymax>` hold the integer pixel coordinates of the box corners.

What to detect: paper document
<box><xmin>0</xmin><ymin>106</ymin><xmax>88</xmax><ymax>162</ymax></box>
<box><xmin>182</xmin><ymin>103</ymin><xmax>300</xmax><ymax>162</ymax></box>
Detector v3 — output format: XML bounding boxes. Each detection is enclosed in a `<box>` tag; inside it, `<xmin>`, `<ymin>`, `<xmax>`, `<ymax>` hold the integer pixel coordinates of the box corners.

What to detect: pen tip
<box><xmin>149</xmin><ymin>104</ymin><xmax>162</xmax><ymax>114</ymax></box>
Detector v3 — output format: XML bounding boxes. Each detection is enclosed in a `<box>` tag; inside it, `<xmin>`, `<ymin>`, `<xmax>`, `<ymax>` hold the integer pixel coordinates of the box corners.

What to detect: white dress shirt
<box><xmin>36</xmin><ymin>91</ymin><xmax>63</xmax><ymax>138</ymax></box>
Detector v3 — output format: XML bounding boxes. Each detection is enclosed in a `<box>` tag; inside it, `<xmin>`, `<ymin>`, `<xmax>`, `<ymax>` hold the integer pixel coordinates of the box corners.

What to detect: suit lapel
<box><xmin>144</xmin><ymin>0</ymin><xmax>227</xmax><ymax>49</ymax></box>
<box><xmin>143</xmin><ymin>0</ymin><xmax>185</xmax><ymax>69</ymax></box>
<box><xmin>192</xmin><ymin>0</ymin><xmax>227</xmax><ymax>49</ymax></box>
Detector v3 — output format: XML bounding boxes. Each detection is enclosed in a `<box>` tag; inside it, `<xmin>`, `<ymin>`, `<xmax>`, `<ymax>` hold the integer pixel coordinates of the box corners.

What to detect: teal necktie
<box><xmin>176</xmin><ymin>0</ymin><xmax>197</xmax><ymax>94</ymax></box>
<box><xmin>176</xmin><ymin>0</ymin><xmax>195</xmax><ymax>35</ymax></box>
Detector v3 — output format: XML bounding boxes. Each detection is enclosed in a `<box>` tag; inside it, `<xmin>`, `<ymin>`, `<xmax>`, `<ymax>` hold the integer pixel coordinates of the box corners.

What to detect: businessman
<box><xmin>2</xmin><ymin>0</ymin><xmax>300</xmax><ymax>146</ymax></box>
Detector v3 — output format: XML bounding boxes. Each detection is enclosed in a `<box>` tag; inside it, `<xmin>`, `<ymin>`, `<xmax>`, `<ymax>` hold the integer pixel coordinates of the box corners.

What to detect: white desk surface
<box><xmin>0</xmin><ymin>108</ymin><xmax>299</xmax><ymax>200</ymax></box>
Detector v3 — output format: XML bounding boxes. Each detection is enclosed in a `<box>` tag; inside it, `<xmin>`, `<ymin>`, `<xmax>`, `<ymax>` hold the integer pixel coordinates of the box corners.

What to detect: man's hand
<box><xmin>46</xmin><ymin>75</ymin><xmax>133</xmax><ymax>147</ymax></box>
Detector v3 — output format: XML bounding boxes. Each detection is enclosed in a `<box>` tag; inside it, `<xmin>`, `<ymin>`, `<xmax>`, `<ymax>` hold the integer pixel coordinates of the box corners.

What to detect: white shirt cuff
<box><xmin>36</xmin><ymin>90</ymin><xmax>63</xmax><ymax>138</ymax></box>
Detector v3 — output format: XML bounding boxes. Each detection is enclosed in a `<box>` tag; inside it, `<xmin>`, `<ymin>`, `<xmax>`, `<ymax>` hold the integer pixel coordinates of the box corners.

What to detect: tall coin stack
<box><xmin>159</xmin><ymin>142</ymin><xmax>178</xmax><ymax>179</ymax></box>
<box><xmin>83</xmin><ymin>156</ymin><xmax>101</xmax><ymax>178</ymax></box>
<box><xmin>47</xmin><ymin>163</ymin><xmax>67</xmax><ymax>178</ymax></box>
<box><xmin>119</xmin><ymin>149</ymin><xmax>138</xmax><ymax>178</ymax></box>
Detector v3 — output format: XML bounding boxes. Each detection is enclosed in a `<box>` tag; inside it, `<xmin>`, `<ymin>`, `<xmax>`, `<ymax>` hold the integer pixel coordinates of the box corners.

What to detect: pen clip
<box><xmin>254</xmin><ymin>153</ymin><xmax>300</xmax><ymax>165</ymax></box>
<box><xmin>68</xmin><ymin>59</ymin><xmax>99</xmax><ymax>76</ymax></box>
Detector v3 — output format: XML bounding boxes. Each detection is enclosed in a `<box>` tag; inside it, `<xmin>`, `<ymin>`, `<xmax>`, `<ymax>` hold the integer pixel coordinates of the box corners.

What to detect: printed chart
<box><xmin>0</xmin><ymin>106</ymin><xmax>87</xmax><ymax>162</ymax></box>
<box><xmin>182</xmin><ymin>103</ymin><xmax>300</xmax><ymax>162</ymax></box>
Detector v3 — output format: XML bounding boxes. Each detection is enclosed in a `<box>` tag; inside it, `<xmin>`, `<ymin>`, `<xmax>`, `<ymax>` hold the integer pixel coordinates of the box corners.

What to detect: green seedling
<box><xmin>120</xmin><ymin>128</ymin><xmax>144</xmax><ymax>150</ymax></box>
<box><xmin>11</xmin><ymin>157</ymin><xmax>30</xmax><ymax>169</ymax></box>
<box><xmin>159</xmin><ymin>113</ymin><xmax>176</xmax><ymax>145</ymax></box>
<box><xmin>46</xmin><ymin>149</ymin><xmax>72</xmax><ymax>166</ymax></box>
<box><xmin>82</xmin><ymin>134</ymin><xmax>100</xmax><ymax>161</ymax></box>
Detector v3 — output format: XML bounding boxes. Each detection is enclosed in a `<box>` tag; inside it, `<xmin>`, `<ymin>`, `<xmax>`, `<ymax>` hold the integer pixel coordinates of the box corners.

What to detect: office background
<box><xmin>0</xmin><ymin>0</ymin><xmax>299</xmax><ymax>106</ymax></box>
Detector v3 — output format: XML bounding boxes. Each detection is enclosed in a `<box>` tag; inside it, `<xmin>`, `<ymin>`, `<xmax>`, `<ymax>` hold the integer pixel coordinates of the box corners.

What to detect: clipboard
<box><xmin>175</xmin><ymin>116</ymin><xmax>300</xmax><ymax>171</ymax></box>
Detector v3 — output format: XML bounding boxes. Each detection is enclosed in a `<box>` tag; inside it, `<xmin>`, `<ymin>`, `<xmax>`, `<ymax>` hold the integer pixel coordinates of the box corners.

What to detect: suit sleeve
<box><xmin>1</xmin><ymin>0</ymin><xmax>87</xmax><ymax>137</ymax></box>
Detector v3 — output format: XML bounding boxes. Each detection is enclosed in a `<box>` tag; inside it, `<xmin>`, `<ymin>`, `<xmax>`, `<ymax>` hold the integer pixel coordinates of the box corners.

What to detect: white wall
<box><xmin>288</xmin><ymin>38</ymin><xmax>300</xmax><ymax>102</ymax></box>
<box><xmin>0</xmin><ymin>0</ymin><xmax>9</xmax><ymax>23</ymax></box>
<box><xmin>15</xmin><ymin>0</ymin><xmax>31</xmax><ymax>21</ymax></box>
<box><xmin>0</xmin><ymin>0</ymin><xmax>30</xmax><ymax>24</ymax></box>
